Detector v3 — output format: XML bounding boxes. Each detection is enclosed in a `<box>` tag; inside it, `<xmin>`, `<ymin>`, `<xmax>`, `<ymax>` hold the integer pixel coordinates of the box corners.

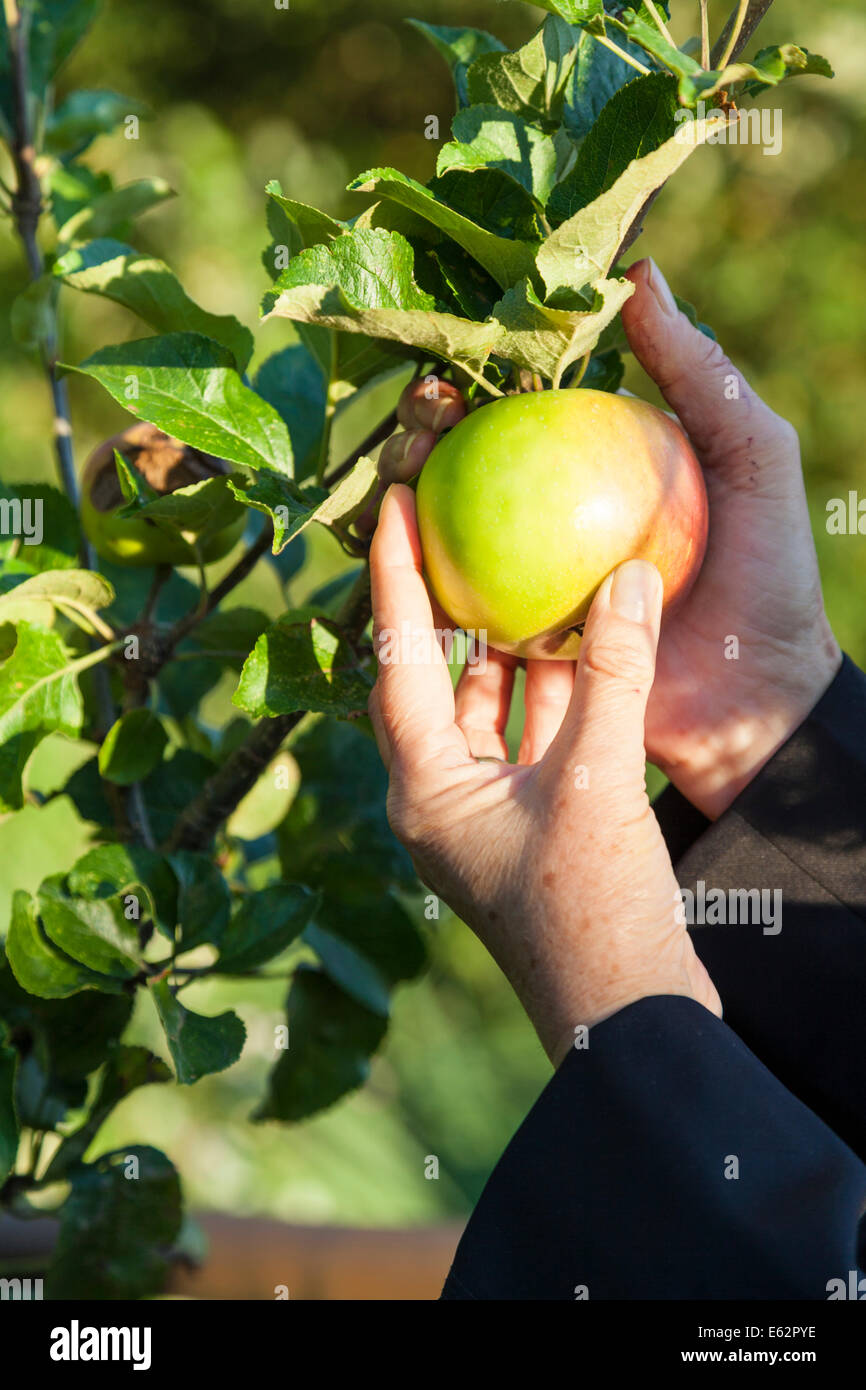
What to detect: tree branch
<box><xmin>711</xmin><ymin>0</ymin><xmax>775</xmax><ymax>68</ymax></box>
<box><xmin>322</xmin><ymin>409</ymin><xmax>398</xmax><ymax>489</ymax></box>
<box><xmin>169</xmin><ymin>519</ymin><xmax>274</xmax><ymax>646</ymax></box>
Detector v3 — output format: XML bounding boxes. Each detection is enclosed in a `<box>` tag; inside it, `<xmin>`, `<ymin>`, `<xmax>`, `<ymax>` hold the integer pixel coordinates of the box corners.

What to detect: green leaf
<box><xmin>0</xmin><ymin>484</ymin><xmax>80</xmax><ymax>573</ymax></box>
<box><xmin>0</xmin><ymin>568</ymin><xmax>114</xmax><ymax>635</ymax></box>
<box><xmin>45</xmin><ymin>89</ymin><xmax>150</xmax><ymax>156</ymax></box>
<box><xmin>0</xmin><ymin>1042</ymin><xmax>18</xmax><ymax>1186</ymax></box>
<box><xmin>98</xmin><ymin>708</ymin><xmax>168</xmax><ymax>785</ymax></box>
<box><xmin>5</xmin><ymin>889</ymin><xmax>112</xmax><ymax>999</ymax></box>
<box><xmin>43</xmin><ymin>1045</ymin><xmax>171</xmax><ymax>1181</ymax></box>
<box><xmin>438</xmin><ymin>105</ymin><xmax>561</xmax><ymax>207</ymax></box>
<box><xmin>37</xmin><ymin>875</ymin><xmax>142</xmax><ymax>979</ymax></box>
<box><xmin>0</xmin><ymin>621</ymin><xmax>92</xmax><ymax>812</ymax></box>
<box><xmin>127</xmin><ymin>476</ymin><xmax>244</xmax><ymax>552</ymax></box>
<box><xmin>168</xmin><ymin>850</ymin><xmax>232</xmax><ymax>951</ymax></box>
<box><xmin>532</xmin><ymin>0</ymin><xmax>604</xmax><ymax>21</ymax></box>
<box><xmin>491</xmin><ymin>274</ymin><xmax>634</xmax><ymax>384</ymax></box>
<box><xmin>347</xmin><ymin>170</ymin><xmax>538</xmax><ymax>289</ymax></box>
<box><xmin>405</xmin><ymin>21</ymin><xmax>507</xmax><ymax>108</ymax></box>
<box><xmin>277</xmin><ymin>717</ymin><xmax>413</xmax><ymax>887</ymax></box>
<box><xmin>62</xmin><ymin>332</ymin><xmax>293</xmax><ymax>475</ymax></box>
<box><xmin>56</xmin><ymin>177</ymin><xmax>175</xmax><ymax>245</ymax></box>
<box><xmin>466</xmin><ymin>14</ymin><xmax>580</xmax><ymax>129</ymax></box>
<box><xmin>0</xmin><ymin>945</ymin><xmax>133</xmax><ymax>1080</ymax></box>
<box><xmin>10</xmin><ymin>274</ymin><xmax>57</xmax><ymax>354</ymax></box>
<box><xmin>0</xmin><ymin>0</ymin><xmax>99</xmax><ymax>138</ymax></box>
<box><xmin>265</xmin><ymin>181</ymin><xmax>344</xmax><ymax>249</ymax></box>
<box><xmin>234</xmin><ymin>615</ymin><xmax>373</xmax><ymax>720</ymax></box>
<box><xmin>581</xmin><ymin>347</ymin><xmax>625</xmax><ymax>391</ymax></box>
<box><xmin>45</xmin><ymin>1146</ymin><xmax>182</xmax><ymax>1300</ymax></box>
<box><xmin>66</xmin><ymin>843</ymin><xmax>179</xmax><ymax>939</ymax></box>
<box><xmin>253</xmin><ymin>345</ymin><xmax>327</xmax><ymax>481</ymax></box>
<box><xmin>549</xmin><ymin>71</ymin><xmax>678</xmax><ymax>223</ymax></box>
<box><xmin>605</xmin><ymin>8</ymin><xmax>705</xmax><ymax>97</ymax></box>
<box><xmin>307</xmin><ymin>859</ymin><xmax>427</xmax><ymax>1010</ymax></box>
<box><xmin>254</xmin><ymin>967</ymin><xmax>387</xmax><ymax>1122</ymax></box>
<box><xmin>265</xmin><ymin>225</ymin><xmax>435</xmax><ymax>315</ymax></box>
<box><xmin>149</xmin><ymin>978</ymin><xmax>245</xmax><ymax>1084</ymax></box>
<box><xmin>216</xmin><ymin>884</ymin><xmax>318</xmax><ymax>974</ymax></box>
<box><xmin>535</xmin><ymin>104</ymin><xmax>730</xmax><ymax>299</ymax></box>
<box><xmin>683</xmin><ymin>43</ymin><xmax>835</xmax><ymax>105</ymax></box>
<box><xmin>563</xmin><ymin>22</ymin><xmax>655</xmax><ymax>141</ymax></box>
<box><xmin>55</xmin><ymin>238</ymin><xmax>254</xmax><ymax>371</ymax></box>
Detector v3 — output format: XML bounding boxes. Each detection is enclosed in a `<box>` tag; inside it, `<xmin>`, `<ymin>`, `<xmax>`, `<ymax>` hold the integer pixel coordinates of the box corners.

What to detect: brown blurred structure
<box><xmin>168</xmin><ymin>1215</ymin><xmax>464</xmax><ymax>1300</ymax></box>
<box><xmin>0</xmin><ymin>1212</ymin><xmax>463</xmax><ymax>1300</ymax></box>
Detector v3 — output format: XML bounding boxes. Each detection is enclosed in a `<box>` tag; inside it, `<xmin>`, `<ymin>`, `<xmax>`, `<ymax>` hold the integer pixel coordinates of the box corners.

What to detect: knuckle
<box><xmin>582</xmin><ymin>634</ymin><xmax>654</xmax><ymax>687</ymax></box>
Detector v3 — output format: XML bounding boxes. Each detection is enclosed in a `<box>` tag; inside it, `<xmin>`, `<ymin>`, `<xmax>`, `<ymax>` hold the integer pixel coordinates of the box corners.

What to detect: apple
<box><xmin>415</xmin><ymin>389</ymin><xmax>708</xmax><ymax>660</ymax></box>
<box><xmin>80</xmin><ymin>422</ymin><xmax>246</xmax><ymax>568</ymax></box>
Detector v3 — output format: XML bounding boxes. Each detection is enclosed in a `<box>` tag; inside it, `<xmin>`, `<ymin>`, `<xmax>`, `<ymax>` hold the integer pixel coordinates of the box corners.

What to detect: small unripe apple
<box><xmin>416</xmin><ymin>390</ymin><xmax>708</xmax><ymax>659</ymax></box>
<box><xmin>80</xmin><ymin>423</ymin><xmax>246</xmax><ymax>568</ymax></box>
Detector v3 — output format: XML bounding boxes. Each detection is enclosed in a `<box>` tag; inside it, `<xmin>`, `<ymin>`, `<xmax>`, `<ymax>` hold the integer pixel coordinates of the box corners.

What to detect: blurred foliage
<box><xmin>1</xmin><ymin>0</ymin><xmax>864</xmax><ymax>1226</ymax></box>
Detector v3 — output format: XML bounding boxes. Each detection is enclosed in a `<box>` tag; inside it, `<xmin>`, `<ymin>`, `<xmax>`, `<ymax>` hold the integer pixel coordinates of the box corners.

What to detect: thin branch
<box><xmin>323</xmin><ymin>409</ymin><xmax>398</xmax><ymax>488</ymax></box>
<box><xmin>711</xmin><ymin>0</ymin><xmax>774</xmax><ymax>68</ymax></box>
<box><xmin>169</xmin><ymin>520</ymin><xmax>274</xmax><ymax>645</ymax></box>
<box><xmin>716</xmin><ymin>0</ymin><xmax>749</xmax><ymax>69</ymax></box>
<box><xmin>700</xmin><ymin>0</ymin><xmax>710</xmax><ymax>69</ymax></box>
<box><xmin>595</xmin><ymin>33</ymin><xmax>651</xmax><ymax>75</ymax></box>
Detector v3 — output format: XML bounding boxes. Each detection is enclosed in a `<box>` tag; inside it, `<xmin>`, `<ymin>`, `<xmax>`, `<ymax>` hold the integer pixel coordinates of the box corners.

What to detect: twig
<box><xmin>169</xmin><ymin>520</ymin><xmax>274</xmax><ymax>645</ymax></box>
<box><xmin>711</xmin><ymin>0</ymin><xmax>774</xmax><ymax>68</ymax></box>
<box><xmin>322</xmin><ymin>409</ymin><xmax>398</xmax><ymax>488</ymax></box>
<box><xmin>700</xmin><ymin>0</ymin><xmax>710</xmax><ymax>69</ymax></box>
<box><xmin>595</xmin><ymin>34</ymin><xmax>651</xmax><ymax>76</ymax></box>
<box><xmin>716</xmin><ymin>0</ymin><xmax>750</xmax><ymax>68</ymax></box>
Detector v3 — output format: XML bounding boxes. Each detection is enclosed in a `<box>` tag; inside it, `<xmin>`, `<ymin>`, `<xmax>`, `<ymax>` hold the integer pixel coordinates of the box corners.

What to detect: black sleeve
<box><xmin>441</xmin><ymin>996</ymin><xmax>866</xmax><ymax>1300</ymax></box>
<box><xmin>653</xmin><ymin>654</ymin><xmax>866</xmax><ymax>1163</ymax></box>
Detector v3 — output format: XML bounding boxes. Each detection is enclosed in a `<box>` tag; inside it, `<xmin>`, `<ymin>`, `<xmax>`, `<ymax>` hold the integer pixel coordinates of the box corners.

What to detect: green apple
<box><xmin>416</xmin><ymin>389</ymin><xmax>708</xmax><ymax>660</ymax></box>
<box><xmin>80</xmin><ymin>422</ymin><xmax>246</xmax><ymax>568</ymax></box>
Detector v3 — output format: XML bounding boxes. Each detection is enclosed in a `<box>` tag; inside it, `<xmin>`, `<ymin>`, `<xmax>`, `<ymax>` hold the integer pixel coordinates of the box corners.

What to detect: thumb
<box><xmin>622</xmin><ymin>258</ymin><xmax>797</xmax><ymax>474</ymax></box>
<box><xmin>546</xmin><ymin>560</ymin><xmax>662</xmax><ymax>789</ymax></box>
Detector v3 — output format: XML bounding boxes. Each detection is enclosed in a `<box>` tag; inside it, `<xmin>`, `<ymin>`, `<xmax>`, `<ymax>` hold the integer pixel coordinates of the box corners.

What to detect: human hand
<box><xmin>379</xmin><ymin>264</ymin><xmax>842</xmax><ymax>821</ymax></box>
<box><xmin>619</xmin><ymin>258</ymin><xmax>842</xmax><ymax>818</ymax></box>
<box><xmin>369</xmin><ymin>485</ymin><xmax>721</xmax><ymax>1065</ymax></box>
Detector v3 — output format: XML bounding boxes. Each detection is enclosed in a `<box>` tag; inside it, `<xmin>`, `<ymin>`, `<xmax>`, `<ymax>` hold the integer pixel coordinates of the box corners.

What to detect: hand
<box><xmin>620</xmin><ymin>258</ymin><xmax>842</xmax><ymax>819</ymax></box>
<box><xmin>369</xmin><ymin>485</ymin><xmax>721</xmax><ymax>1065</ymax></box>
<box><xmin>379</xmin><ymin>265</ymin><xmax>843</xmax><ymax>820</ymax></box>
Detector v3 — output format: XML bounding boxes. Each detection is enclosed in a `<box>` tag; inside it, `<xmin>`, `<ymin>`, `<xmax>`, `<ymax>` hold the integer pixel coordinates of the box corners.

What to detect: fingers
<box><xmin>544</xmin><ymin>560</ymin><xmax>663</xmax><ymax>796</ymax></box>
<box><xmin>369</xmin><ymin>484</ymin><xmax>470</xmax><ymax>775</ymax></box>
<box><xmin>454</xmin><ymin>649</ymin><xmax>518</xmax><ymax>760</ymax></box>
<box><xmin>622</xmin><ymin>258</ymin><xmax>799</xmax><ymax>474</ymax></box>
<box><xmin>518</xmin><ymin>659</ymin><xmax>575</xmax><ymax>765</ymax></box>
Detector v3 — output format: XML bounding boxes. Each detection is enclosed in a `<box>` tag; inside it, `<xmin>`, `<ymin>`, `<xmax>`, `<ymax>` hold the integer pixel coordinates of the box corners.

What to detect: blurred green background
<box><xmin>1</xmin><ymin>0</ymin><xmax>864</xmax><ymax>1228</ymax></box>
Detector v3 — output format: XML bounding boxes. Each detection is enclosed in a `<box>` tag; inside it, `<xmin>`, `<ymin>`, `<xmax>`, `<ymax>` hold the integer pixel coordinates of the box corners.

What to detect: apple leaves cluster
<box><xmin>0</xmin><ymin>0</ymin><xmax>832</xmax><ymax>1298</ymax></box>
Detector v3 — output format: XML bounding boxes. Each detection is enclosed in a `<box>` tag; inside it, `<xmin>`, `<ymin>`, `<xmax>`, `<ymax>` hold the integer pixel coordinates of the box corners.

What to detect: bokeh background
<box><xmin>1</xmin><ymin>0</ymin><xmax>864</xmax><ymax>1255</ymax></box>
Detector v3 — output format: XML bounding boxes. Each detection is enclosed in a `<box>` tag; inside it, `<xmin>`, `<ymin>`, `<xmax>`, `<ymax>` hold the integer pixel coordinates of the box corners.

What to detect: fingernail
<box><xmin>610</xmin><ymin>560</ymin><xmax>661</xmax><ymax>622</ymax></box>
<box><xmin>647</xmin><ymin>258</ymin><xmax>678</xmax><ymax>318</ymax></box>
